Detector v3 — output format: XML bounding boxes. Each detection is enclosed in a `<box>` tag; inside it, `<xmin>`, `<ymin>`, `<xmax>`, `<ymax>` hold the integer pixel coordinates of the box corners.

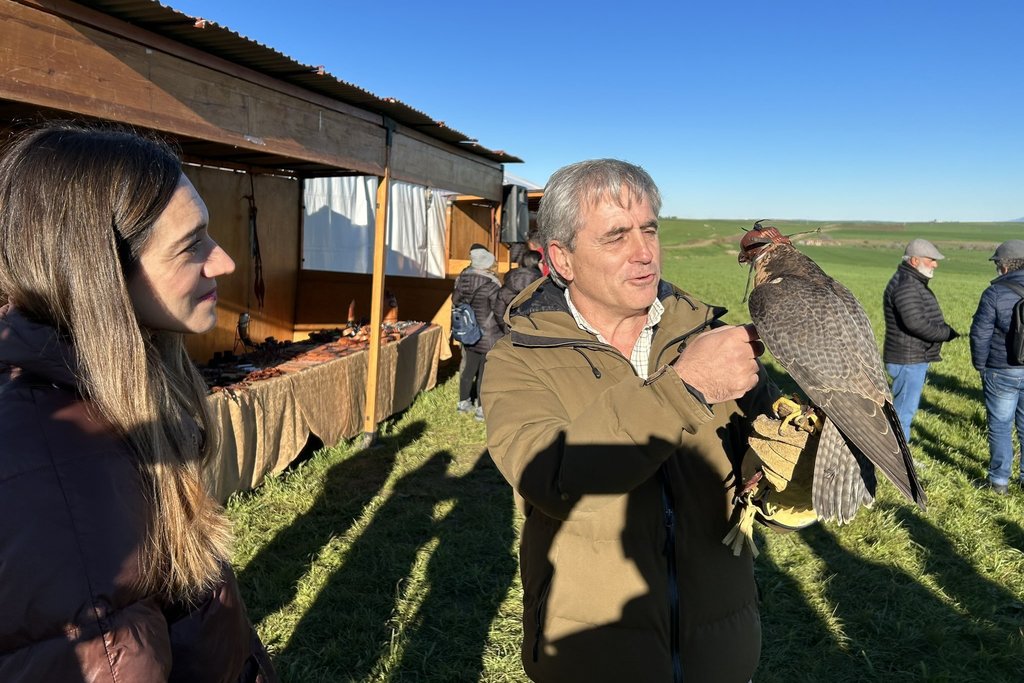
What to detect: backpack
<box><xmin>997</xmin><ymin>280</ymin><xmax>1024</xmax><ymax>365</ymax></box>
<box><xmin>451</xmin><ymin>302</ymin><xmax>482</xmax><ymax>346</ymax></box>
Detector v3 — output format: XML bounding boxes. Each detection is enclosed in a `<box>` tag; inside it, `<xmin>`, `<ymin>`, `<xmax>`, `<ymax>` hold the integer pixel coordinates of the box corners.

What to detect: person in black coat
<box><xmin>970</xmin><ymin>240</ymin><xmax>1024</xmax><ymax>494</ymax></box>
<box><xmin>496</xmin><ymin>250</ymin><xmax>543</xmax><ymax>333</ymax></box>
<box><xmin>453</xmin><ymin>244</ymin><xmax>502</xmax><ymax>419</ymax></box>
<box><xmin>882</xmin><ymin>238</ymin><xmax>959</xmax><ymax>441</ymax></box>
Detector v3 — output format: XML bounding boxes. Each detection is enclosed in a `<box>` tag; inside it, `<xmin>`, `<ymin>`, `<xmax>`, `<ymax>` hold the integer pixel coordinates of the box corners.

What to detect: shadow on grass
<box><xmin>924</xmin><ymin>368</ymin><xmax>984</xmax><ymax>405</ymax></box>
<box><xmin>798</xmin><ymin>513</ymin><xmax>1024</xmax><ymax>681</ymax></box>
<box><xmin>754</xmin><ymin>532</ymin><xmax>841</xmax><ymax>683</ymax></box>
<box><xmin>911</xmin><ymin>420</ymin><xmax>989</xmax><ymax>480</ymax></box>
<box><xmin>236</xmin><ymin>422</ymin><xmax>419</xmax><ymax>637</ymax></box>
<box><xmin>266</xmin><ymin>440</ymin><xmax>516</xmax><ymax>681</ymax></box>
<box><xmin>1000</xmin><ymin>516</ymin><xmax>1024</xmax><ymax>555</ymax></box>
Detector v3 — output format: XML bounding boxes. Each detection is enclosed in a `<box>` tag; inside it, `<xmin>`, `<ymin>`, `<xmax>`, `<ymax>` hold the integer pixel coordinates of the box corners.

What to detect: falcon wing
<box><xmin>749</xmin><ymin>270</ymin><xmax>924</xmax><ymax>508</ymax></box>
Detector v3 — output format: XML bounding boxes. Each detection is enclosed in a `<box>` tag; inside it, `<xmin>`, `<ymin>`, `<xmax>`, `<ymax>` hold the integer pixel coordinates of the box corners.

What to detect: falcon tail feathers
<box><xmin>813</xmin><ymin>417</ymin><xmax>876</xmax><ymax>524</ymax></box>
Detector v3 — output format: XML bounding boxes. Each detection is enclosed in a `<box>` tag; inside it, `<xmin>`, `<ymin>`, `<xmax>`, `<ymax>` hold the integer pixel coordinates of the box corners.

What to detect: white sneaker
<box><xmin>456</xmin><ymin>399</ymin><xmax>474</xmax><ymax>414</ymax></box>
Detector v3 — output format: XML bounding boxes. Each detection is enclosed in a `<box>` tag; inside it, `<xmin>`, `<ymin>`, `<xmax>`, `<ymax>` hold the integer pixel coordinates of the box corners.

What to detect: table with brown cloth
<box><xmin>203</xmin><ymin>323</ymin><xmax>441</xmax><ymax>502</ymax></box>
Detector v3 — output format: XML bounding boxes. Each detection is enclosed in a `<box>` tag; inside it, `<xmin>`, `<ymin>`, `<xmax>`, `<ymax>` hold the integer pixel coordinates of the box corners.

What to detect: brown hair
<box><xmin>0</xmin><ymin>123</ymin><xmax>230</xmax><ymax>601</ymax></box>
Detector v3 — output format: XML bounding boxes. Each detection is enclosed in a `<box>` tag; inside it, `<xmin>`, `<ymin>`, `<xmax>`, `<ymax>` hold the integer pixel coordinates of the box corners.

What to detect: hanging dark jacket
<box><xmin>0</xmin><ymin>304</ymin><xmax>276</xmax><ymax>683</ymax></box>
<box><xmin>482</xmin><ymin>278</ymin><xmax>776</xmax><ymax>683</ymax></box>
<box><xmin>970</xmin><ymin>268</ymin><xmax>1024</xmax><ymax>370</ymax></box>
<box><xmin>453</xmin><ymin>266</ymin><xmax>503</xmax><ymax>354</ymax></box>
<box><xmin>882</xmin><ymin>262</ymin><xmax>957</xmax><ymax>364</ymax></box>
<box><xmin>496</xmin><ymin>265</ymin><xmax>543</xmax><ymax>333</ymax></box>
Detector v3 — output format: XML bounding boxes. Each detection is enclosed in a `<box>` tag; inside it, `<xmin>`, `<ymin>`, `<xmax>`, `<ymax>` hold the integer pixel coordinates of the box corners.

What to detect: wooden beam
<box><xmin>1</xmin><ymin>0</ymin><xmax>388</xmax><ymax>174</ymax></box>
<box><xmin>2</xmin><ymin>1</ymin><xmax>505</xmax><ymax>196</ymax></box>
<box><xmin>18</xmin><ymin>0</ymin><xmax>381</xmax><ymax>125</ymax></box>
<box><xmin>362</xmin><ymin>122</ymin><xmax>395</xmax><ymax>440</ymax></box>
<box><xmin>391</xmin><ymin>130</ymin><xmax>503</xmax><ymax>201</ymax></box>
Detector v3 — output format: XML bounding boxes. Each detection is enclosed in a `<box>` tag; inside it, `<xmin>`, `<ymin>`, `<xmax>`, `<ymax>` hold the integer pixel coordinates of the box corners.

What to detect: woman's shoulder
<box><xmin>0</xmin><ymin>383</ymin><xmax>148</xmax><ymax>588</ymax></box>
<box><xmin>0</xmin><ymin>386</ymin><xmax>155</xmax><ymax>673</ymax></box>
<box><xmin>0</xmin><ymin>381</ymin><xmax>133</xmax><ymax>479</ymax></box>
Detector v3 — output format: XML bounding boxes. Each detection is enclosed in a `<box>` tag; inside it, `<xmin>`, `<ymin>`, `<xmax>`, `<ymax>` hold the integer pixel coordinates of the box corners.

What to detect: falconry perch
<box><xmin>738</xmin><ymin>222</ymin><xmax>926</xmax><ymax>523</ymax></box>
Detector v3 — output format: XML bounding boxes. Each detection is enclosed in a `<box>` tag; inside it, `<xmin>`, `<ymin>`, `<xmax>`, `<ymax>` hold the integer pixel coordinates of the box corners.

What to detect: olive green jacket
<box><xmin>482</xmin><ymin>277</ymin><xmax>773</xmax><ymax>683</ymax></box>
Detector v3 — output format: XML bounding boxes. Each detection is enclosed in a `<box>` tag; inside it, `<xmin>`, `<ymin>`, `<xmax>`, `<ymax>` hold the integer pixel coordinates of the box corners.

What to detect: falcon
<box><xmin>738</xmin><ymin>222</ymin><xmax>926</xmax><ymax>523</ymax></box>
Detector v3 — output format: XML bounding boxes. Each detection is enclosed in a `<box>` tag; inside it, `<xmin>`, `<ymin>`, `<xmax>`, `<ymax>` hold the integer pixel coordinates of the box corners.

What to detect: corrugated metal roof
<box><xmin>71</xmin><ymin>0</ymin><xmax>521</xmax><ymax>163</ymax></box>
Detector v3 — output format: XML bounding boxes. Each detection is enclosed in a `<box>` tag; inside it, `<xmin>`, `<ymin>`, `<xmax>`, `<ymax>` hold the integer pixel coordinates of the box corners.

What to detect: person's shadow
<box><xmin>796</xmin><ymin>509</ymin><xmax>1024</xmax><ymax>681</ymax></box>
<box><xmin>515</xmin><ymin>420</ymin><xmax>779</xmax><ymax>682</ymax></box>
<box><xmin>236</xmin><ymin>421</ymin><xmax>423</xmax><ymax>631</ymax></box>
<box><xmin>276</xmin><ymin>446</ymin><xmax>516</xmax><ymax>681</ymax></box>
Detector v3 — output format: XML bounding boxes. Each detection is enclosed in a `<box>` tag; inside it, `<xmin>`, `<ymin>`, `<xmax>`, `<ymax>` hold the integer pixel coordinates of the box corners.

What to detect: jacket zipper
<box><xmin>660</xmin><ymin>466</ymin><xmax>683</xmax><ymax>683</ymax></box>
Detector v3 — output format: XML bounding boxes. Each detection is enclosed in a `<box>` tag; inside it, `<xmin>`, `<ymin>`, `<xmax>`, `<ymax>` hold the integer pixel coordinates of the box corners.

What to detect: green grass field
<box><xmin>228</xmin><ymin>220</ymin><xmax>1024</xmax><ymax>682</ymax></box>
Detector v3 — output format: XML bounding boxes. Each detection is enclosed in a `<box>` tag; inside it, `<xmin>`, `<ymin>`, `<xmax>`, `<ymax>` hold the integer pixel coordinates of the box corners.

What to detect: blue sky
<box><xmin>168</xmin><ymin>1</ymin><xmax>1022</xmax><ymax>222</ymax></box>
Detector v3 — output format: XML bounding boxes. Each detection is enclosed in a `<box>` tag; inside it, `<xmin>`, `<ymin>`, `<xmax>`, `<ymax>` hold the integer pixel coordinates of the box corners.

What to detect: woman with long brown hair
<box><xmin>0</xmin><ymin>123</ymin><xmax>277</xmax><ymax>681</ymax></box>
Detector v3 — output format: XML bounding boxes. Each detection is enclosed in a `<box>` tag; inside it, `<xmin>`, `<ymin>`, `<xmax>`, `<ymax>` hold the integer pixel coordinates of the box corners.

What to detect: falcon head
<box><xmin>738</xmin><ymin>221</ymin><xmax>792</xmax><ymax>263</ymax></box>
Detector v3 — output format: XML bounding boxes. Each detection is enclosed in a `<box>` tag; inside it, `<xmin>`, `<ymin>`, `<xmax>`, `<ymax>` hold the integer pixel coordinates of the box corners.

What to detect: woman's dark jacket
<box><xmin>495</xmin><ymin>266</ymin><xmax>542</xmax><ymax>333</ymax></box>
<box><xmin>0</xmin><ymin>304</ymin><xmax>276</xmax><ymax>682</ymax></box>
<box><xmin>970</xmin><ymin>268</ymin><xmax>1024</xmax><ymax>370</ymax></box>
<box><xmin>453</xmin><ymin>266</ymin><xmax>503</xmax><ymax>354</ymax></box>
<box><xmin>882</xmin><ymin>262</ymin><xmax>957</xmax><ymax>364</ymax></box>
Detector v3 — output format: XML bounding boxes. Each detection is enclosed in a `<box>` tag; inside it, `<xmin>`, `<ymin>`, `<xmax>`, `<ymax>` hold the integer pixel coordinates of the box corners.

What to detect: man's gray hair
<box><xmin>996</xmin><ymin>258</ymin><xmax>1024</xmax><ymax>273</ymax></box>
<box><xmin>536</xmin><ymin>159</ymin><xmax>661</xmax><ymax>287</ymax></box>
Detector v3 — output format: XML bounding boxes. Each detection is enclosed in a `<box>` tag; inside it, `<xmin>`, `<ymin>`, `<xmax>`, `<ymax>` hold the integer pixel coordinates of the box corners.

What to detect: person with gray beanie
<box><xmin>882</xmin><ymin>238</ymin><xmax>960</xmax><ymax>442</ymax></box>
<box><xmin>453</xmin><ymin>243</ymin><xmax>502</xmax><ymax>420</ymax></box>
<box><xmin>970</xmin><ymin>240</ymin><xmax>1024</xmax><ymax>494</ymax></box>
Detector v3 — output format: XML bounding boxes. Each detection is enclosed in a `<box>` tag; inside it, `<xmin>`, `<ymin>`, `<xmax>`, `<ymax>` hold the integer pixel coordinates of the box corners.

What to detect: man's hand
<box><xmin>673</xmin><ymin>324</ymin><xmax>763</xmax><ymax>404</ymax></box>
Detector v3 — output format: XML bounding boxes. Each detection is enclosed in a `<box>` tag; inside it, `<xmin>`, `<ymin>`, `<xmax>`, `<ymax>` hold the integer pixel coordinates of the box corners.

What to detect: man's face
<box><xmin>911</xmin><ymin>255</ymin><xmax>938</xmax><ymax>279</ymax></box>
<box><xmin>550</xmin><ymin>190</ymin><xmax>661</xmax><ymax>323</ymax></box>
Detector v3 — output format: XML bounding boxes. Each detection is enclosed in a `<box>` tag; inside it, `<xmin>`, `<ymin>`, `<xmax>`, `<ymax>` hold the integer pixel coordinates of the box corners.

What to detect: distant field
<box><xmin>658</xmin><ymin>218</ymin><xmax>1024</xmax><ymax>252</ymax></box>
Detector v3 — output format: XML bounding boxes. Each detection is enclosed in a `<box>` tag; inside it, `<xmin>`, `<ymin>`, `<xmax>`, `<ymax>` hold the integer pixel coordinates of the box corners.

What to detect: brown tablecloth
<box><xmin>203</xmin><ymin>324</ymin><xmax>441</xmax><ymax>502</ymax></box>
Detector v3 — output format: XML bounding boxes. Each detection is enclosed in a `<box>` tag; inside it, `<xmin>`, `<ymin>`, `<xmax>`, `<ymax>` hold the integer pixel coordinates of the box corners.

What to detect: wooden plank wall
<box><xmin>448</xmin><ymin>200</ymin><xmax>494</xmax><ymax>271</ymax></box>
<box><xmin>184</xmin><ymin>166</ymin><xmax>300</xmax><ymax>362</ymax></box>
<box><xmin>294</xmin><ymin>269</ymin><xmax>455</xmax><ymax>338</ymax></box>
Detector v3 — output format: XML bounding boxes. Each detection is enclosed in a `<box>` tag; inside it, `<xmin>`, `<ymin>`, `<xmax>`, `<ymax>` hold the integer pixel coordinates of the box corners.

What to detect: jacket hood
<box><xmin>0</xmin><ymin>304</ymin><xmax>79</xmax><ymax>388</ymax></box>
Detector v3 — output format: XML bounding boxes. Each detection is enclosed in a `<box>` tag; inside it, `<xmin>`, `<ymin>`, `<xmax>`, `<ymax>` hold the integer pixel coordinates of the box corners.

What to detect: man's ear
<box><xmin>547</xmin><ymin>241</ymin><xmax>574</xmax><ymax>283</ymax></box>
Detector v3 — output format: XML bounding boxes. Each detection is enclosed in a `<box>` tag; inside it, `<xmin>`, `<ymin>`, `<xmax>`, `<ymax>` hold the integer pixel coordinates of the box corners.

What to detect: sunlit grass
<box><xmin>228</xmin><ymin>220</ymin><xmax>1024</xmax><ymax>682</ymax></box>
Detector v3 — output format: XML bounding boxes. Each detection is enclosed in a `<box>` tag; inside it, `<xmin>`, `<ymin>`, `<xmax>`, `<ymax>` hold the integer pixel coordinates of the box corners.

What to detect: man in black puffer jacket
<box><xmin>882</xmin><ymin>238</ymin><xmax>959</xmax><ymax>442</ymax></box>
<box><xmin>453</xmin><ymin>244</ymin><xmax>503</xmax><ymax>420</ymax></box>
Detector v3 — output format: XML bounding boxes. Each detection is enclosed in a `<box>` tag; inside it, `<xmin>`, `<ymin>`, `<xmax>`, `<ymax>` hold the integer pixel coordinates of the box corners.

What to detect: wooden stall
<box><xmin>0</xmin><ymin>0</ymin><xmax>520</xmax><ymax>486</ymax></box>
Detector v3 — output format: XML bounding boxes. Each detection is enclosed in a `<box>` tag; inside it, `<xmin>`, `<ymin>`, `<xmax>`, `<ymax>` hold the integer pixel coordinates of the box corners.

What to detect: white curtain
<box><xmin>302</xmin><ymin>176</ymin><xmax>449</xmax><ymax>278</ymax></box>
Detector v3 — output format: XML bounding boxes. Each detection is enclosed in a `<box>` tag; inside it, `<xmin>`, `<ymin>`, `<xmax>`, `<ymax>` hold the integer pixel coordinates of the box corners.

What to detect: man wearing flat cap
<box><xmin>969</xmin><ymin>240</ymin><xmax>1024</xmax><ymax>494</ymax></box>
<box><xmin>882</xmin><ymin>238</ymin><xmax>960</xmax><ymax>441</ymax></box>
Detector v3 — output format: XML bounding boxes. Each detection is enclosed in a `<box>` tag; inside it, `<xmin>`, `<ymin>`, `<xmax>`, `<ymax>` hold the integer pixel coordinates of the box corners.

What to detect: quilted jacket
<box><xmin>453</xmin><ymin>266</ymin><xmax>503</xmax><ymax>353</ymax></box>
<box><xmin>882</xmin><ymin>262</ymin><xmax>956</xmax><ymax>364</ymax></box>
<box><xmin>0</xmin><ymin>304</ymin><xmax>276</xmax><ymax>682</ymax></box>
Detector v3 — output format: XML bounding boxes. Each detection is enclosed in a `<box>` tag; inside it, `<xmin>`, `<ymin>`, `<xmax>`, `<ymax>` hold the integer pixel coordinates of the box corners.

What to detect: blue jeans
<box><xmin>886</xmin><ymin>362</ymin><xmax>929</xmax><ymax>442</ymax></box>
<box><xmin>981</xmin><ymin>367</ymin><xmax>1024</xmax><ymax>486</ymax></box>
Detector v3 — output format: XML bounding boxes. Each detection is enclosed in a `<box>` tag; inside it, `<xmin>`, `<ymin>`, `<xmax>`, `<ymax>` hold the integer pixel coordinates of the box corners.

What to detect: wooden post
<box><xmin>361</xmin><ymin>118</ymin><xmax>395</xmax><ymax>445</ymax></box>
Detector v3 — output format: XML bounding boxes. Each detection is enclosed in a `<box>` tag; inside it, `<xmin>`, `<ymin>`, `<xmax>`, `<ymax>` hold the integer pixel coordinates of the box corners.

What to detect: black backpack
<box><xmin>451</xmin><ymin>301</ymin><xmax>482</xmax><ymax>346</ymax></box>
<box><xmin>997</xmin><ymin>280</ymin><xmax>1024</xmax><ymax>365</ymax></box>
